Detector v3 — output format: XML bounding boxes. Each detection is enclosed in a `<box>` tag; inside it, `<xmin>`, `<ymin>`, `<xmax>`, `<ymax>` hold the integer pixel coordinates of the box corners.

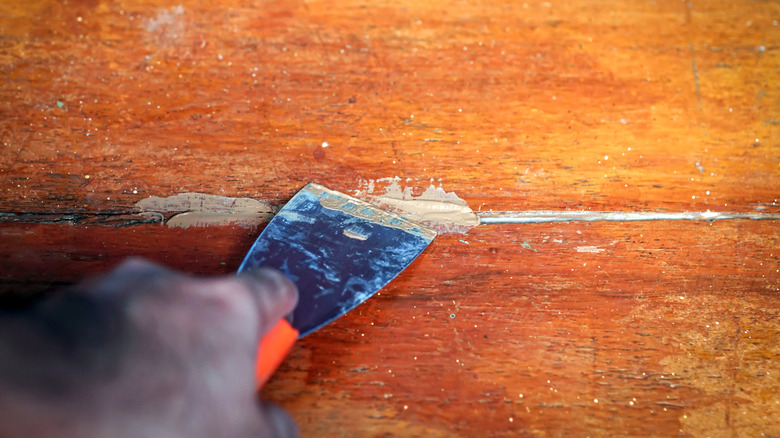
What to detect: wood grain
<box><xmin>1</xmin><ymin>0</ymin><xmax>778</xmax><ymax>436</ymax></box>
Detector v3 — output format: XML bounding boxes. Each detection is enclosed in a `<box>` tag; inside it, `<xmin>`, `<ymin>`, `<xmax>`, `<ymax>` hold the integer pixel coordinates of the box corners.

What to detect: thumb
<box><xmin>236</xmin><ymin>268</ymin><xmax>299</xmax><ymax>338</ymax></box>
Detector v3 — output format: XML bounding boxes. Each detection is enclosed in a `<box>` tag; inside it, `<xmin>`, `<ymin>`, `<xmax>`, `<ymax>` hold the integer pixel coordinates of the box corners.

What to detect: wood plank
<box><xmin>1</xmin><ymin>220</ymin><xmax>778</xmax><ymax>436</ymax></box>
<box><xmin>1</xmin><ymin>0</ymin><xmax>778</xmax><ymax>214</ymax></box>
<box><xmin>1</xmin><ymin>0</ymin><xmax>778</xmax><ymax>435</ymax></box>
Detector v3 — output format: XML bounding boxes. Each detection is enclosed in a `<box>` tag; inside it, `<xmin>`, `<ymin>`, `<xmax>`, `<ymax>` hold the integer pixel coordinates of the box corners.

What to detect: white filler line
<box><xmin>477</xmin><ymin>211</ymin><xmax>780</xmax><ymax>224</ymax></box>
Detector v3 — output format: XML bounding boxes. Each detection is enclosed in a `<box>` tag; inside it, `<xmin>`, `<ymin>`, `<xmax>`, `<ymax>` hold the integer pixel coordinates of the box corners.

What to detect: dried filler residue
<box><xmin>135</xmin><ymin>193</ymin><xmax>276</xmax><ymax>229</ymax></box>
<box><xmin>576</xmin><ymin>246</ymin><xmax>606</xmax><ymax>253</ymax></box>
<box><xmin>133</xmin><ymin>179</ymin><xmax>477</xmax><ymax>232</ymax></box>
<box><xmin>354</xmin><ymin>177</ymin><xmax>479</xmax><ymax>234</ymax></box>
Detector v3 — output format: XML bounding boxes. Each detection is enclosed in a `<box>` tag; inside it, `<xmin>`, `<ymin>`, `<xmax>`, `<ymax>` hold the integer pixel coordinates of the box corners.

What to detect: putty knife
<box><xmin>238</xmin><ymin>183</ymin><xmax>436</xmax><ymax>387</ymax></box>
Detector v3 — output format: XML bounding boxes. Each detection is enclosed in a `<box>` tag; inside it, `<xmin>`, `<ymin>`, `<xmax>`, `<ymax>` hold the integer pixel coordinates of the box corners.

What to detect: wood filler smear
<box><xmin>353</xmin><ymin>177</ymin><xmax>479</xmax><ymax>234</ymax></box>
<box><xmin>134</xmin><ymin>193</ymin><xmax>276</xmax><ymax>229</ymax></box>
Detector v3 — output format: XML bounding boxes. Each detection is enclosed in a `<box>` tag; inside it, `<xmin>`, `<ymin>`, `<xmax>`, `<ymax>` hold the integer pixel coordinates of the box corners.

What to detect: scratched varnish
<box><xmin>0</xmin><ymin>0</ymin><xmax>778</xmax><ymax>436</ymax></box>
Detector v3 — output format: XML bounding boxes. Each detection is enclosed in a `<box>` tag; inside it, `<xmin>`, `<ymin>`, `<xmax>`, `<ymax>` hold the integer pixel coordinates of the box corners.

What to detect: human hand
<box><xmin>0</xmin><ymin>258</ymin><xmax>299</xmax><ymax>438</ymax></box>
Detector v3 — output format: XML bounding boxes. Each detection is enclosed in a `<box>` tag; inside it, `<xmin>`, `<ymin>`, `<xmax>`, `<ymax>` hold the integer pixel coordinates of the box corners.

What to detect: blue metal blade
<box><xmin>238</xmin><ymin>183</ymin><xmax>436</xmax><ymax>337</ymax></box>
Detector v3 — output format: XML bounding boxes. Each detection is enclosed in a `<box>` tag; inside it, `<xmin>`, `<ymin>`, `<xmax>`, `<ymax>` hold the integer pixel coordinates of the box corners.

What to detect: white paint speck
<box><xmin>576</xmin><ymin>246</ymin><xmax>605</xmax><ymax>253</ymax></box>
<box><xmin>322</xmin><ymin>141</ymin><xmax>329</xmax><ymax>148</ymax></box>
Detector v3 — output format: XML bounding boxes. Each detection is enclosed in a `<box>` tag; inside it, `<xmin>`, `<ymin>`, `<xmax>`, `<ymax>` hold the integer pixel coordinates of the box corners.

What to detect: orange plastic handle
<box><xmin>256</xmin><ymin>319</ymin><xmax>299</xmax><ymax>388</ymax></box>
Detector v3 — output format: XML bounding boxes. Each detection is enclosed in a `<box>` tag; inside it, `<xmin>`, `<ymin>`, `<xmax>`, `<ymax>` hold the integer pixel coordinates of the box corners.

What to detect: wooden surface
<box><xmin>1</xmin><ymin>0</ymin><xmax>778</xmax><ymax>436</ymax></box>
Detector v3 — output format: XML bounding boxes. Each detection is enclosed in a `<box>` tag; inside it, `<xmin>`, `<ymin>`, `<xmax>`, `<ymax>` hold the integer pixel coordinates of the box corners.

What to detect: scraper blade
<box><xmin>238</xmin><ymin>183</ymin><xmax>436</xmax><ymax>385</ymax></box>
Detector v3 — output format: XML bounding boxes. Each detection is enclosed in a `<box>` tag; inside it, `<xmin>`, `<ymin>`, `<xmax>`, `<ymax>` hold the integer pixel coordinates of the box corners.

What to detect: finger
<box><xmin>79</xmin><ymin>257</ymin><xmax>176</xmax><ymax>298</ymax></box>
<box><xmin>236</xmin><ymin>268</ymin><xmax>298</xmax><ymax>337</ymax></box>
<box><xmin>110</xmin><ymin>257</ymin><xmax>173</xmax><ymax>279</ymax></box>
<box><xmin>258</xmin><ymin>401</ymin><xmax>298</xmax><ymax>438</ymax></box>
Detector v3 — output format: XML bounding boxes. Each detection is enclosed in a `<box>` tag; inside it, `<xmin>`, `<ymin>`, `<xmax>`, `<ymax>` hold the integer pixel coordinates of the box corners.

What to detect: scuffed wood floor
<box><xmin>1</xmin><ymin>0</ymin><xmax>778</xmax><ymax>436</ymax></box>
